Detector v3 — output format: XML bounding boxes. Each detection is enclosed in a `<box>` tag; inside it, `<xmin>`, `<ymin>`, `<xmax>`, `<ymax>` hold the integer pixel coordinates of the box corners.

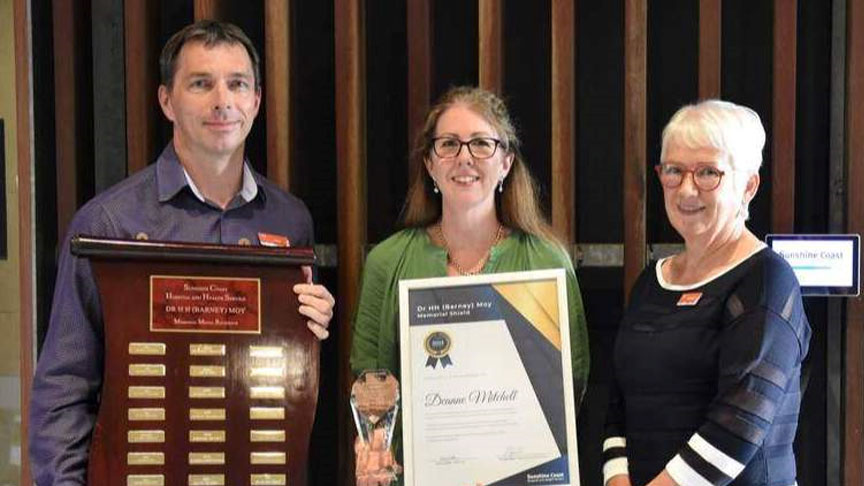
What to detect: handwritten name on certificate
<box><xmin>399</xmin><ymin>270</ymin><xmax>580</xmax><ymax>486</ymax></box>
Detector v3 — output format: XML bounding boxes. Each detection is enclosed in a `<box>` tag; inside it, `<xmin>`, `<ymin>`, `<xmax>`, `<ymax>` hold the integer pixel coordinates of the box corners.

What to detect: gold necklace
<box><xmin>436</xmin><ymin>222</ymin><xmax>504</xmax><ymax>276</ymax></box>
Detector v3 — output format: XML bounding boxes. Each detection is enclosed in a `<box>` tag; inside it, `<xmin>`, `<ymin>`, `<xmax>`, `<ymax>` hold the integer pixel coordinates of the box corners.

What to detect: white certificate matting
<box><xmin>399</xmin><ymin>269</ymin><xmax>580</xmax><ymax>486</ymax></box>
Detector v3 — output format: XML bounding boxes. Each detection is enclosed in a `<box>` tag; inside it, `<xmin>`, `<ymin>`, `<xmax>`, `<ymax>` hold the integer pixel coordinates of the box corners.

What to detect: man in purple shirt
<box><xmin>28</xmin><ymin>20</ymin><xmax>335</xmax><ymax>485</ymax></box>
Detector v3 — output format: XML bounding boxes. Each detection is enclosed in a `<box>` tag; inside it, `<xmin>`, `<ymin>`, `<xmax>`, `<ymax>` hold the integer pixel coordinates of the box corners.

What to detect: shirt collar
<box><xmin>156</xmin><ymin>142</ymin><xmax>260</xmax><ymax>205</ymax></box>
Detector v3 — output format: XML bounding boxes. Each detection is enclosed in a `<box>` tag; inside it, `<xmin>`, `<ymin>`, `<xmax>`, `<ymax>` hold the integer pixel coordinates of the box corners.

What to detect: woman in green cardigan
<box><xmin>350</xmin><ymin>86</ymin><xmax>590</xmax><ymax>484</ymax></box>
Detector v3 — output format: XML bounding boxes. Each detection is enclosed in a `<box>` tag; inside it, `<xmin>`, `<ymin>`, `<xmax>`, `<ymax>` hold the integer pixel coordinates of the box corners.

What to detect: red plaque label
<box><xmin>150</xmin><ymin>276</ymin><xmax>261</xmax><ymax>333</ymax></box>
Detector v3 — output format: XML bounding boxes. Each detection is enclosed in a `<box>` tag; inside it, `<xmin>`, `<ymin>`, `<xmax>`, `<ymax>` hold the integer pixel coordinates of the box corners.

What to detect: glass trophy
<box><xmin>351</xmin><ymin>370</ymin><xmax>401</xmax><ymax>484</ymax></box>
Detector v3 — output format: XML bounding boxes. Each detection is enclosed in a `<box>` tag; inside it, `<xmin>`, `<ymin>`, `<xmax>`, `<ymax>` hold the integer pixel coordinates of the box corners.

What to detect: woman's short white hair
<box><xmin>660</xmin><ymin>99</ymin><xmax>766</xmax><ymax>173</ymax></box>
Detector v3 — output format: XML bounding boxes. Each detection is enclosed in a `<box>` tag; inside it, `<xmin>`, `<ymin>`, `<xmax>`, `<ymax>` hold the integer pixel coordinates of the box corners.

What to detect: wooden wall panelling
<box><xmin>194</xmin><ymin>0</ymin><xmax>225</xmax><ymax>21</ymax></box>
<box><xmin>771</xmin><ymin>0</ymin><xmax>797</xmax><ymax>233</ymax></box>
<box><xmin>407</xmin><ymin>0</ymin><xmax>432</xmax><ymax>177</ymax></box>
<box><xmin>14</xmin><ymin>0</ymin><xmax>33</xmax><ymax>482</ymax></box>
<box><xmin>699</xmin><ymin>0</ymin><xmax>721</xmax><ymax>99</ymax></box>
<box><xmin>92</xmin><ymin>0</ymin><xmax>127</xmax><ymax>192</ymax></box>
<box><xmin>551</xmin><ymin>0</ymin><xmax>576</xmax><ymax>244</ymax></box>
<box><xmin>846</xmin><ymin>1</ymin><xmax>864</xmax><ymax>485</ymax></box>
<box><xmin>623</xmin><ymin>0</ymin><xmax>647</xmax><ymax>301</ymax></box>
<box><xmin>478</xmin><ymin>0</ymin><xmax>503</xmax><ymax>93</ymax></box>
<box><xmin>334</xmin><ymin>0</ymin><xmax>366</xmax><ymax>484</ymax></box>
<box><xmin>265</xmin><ymin>0</ymin><xmax>292</xmax><ymax>191</ymax></box>
<box><xmin>124</xmin><ymin>0</ymin><xmax>159</xmax><ymax>174</ymax></box>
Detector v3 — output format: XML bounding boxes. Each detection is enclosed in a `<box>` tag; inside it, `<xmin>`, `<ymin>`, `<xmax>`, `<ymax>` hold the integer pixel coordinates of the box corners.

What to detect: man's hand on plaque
<box><xmin>294</xmin><ymin>266</ymin><xmax>335</xmax><ymax>340</ymax></box>
<box><xmin>355</xmin><ymin>428</ymin><xmax>400</xmax><ymax>486</ymax></box>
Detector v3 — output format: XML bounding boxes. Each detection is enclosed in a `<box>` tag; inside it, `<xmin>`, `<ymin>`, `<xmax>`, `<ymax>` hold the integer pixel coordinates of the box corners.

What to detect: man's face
<box><xmin>158</xmin><ymin>41</ymin><xmax>261</xmax><ymax>160</ymax></box>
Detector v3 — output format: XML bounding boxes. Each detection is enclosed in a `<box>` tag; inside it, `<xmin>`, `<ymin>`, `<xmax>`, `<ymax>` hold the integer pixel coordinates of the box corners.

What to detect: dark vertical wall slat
<box><xmin>846</xmin><ymin>1</ymin><xmax>864</xmax><ymax>485</ymax></box>
<box><xmin>699</xmin><ymin>0</ymin><xmax>721</xmax><ymax>98</ymax></box>
<box><xmin>551</xmin><ymin>0</ymin><xmax>576</xmax><ymax>244</ymax></box>
<box><xmin>265</xmin><ymin>0</ymin><xmax>292</xmax><ymax>191</ymax></box>
<box><xmin>623</xmin><ymin>0</ymin><xmax>647</xmax><ymax>301</ymax></box>
<box><xmin>407</xmin><ymin>0</ymin><xmax>432</xmax><ymax>175</ymax></box>
<box><xmin>194</xmin><ymin>0</ymin><xmax>224</xmax><ymax>20</ymax></box>
<box><xmin>478</xmin><ymin>0</ymin><xmax>503</xmax><ymax>93</ymax></box>
<box><xmin>334</xmin><ymin>1</ymin><xmax>366</xmax><ymax>484</ymax></box>
<box><xmin>92</xmin><ymin>0</ymin><xmax>126</xmax><ymax>192</ymax></box>
<box><xmin>124</xmin><ymin>0</ymin><xmax>159</xmax><ymax>174</ymax></box>
<box><xmin>772</xmin><ymin>0</ymin><xmax>797</xmax><ymax>233</ymax></box>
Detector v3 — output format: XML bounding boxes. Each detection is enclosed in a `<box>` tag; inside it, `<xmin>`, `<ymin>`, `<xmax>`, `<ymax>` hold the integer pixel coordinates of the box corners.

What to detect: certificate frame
<box><xmin>399</xmin><ymin>269</ymin><xmax>580</xmax><ymax>486</ymax></box>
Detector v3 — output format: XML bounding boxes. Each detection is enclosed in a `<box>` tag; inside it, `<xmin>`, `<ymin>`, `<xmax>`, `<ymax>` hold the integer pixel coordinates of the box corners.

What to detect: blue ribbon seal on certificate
<box><xmin>424</xmin><ymin>331</ymin><xmax>453</xmax><ymax>369</ymax></box>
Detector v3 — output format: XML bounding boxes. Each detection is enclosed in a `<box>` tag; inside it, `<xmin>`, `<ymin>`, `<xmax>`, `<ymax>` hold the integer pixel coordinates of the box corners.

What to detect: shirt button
<box><xmin>238</xmin><ymin>238</ymin><xmax>251</xmax><ymax>246</ymax></box>
<box><xmin>135</xmin><ymin>232</ymin><xmax>149</xmax><ymax>241</ymax></box>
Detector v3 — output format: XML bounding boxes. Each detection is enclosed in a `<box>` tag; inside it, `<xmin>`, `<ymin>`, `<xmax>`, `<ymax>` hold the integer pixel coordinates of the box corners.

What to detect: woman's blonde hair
<box><xmin>401</xmin><ymin>86</ymin><xmax>562</xmax><ymax>245</ymax></box>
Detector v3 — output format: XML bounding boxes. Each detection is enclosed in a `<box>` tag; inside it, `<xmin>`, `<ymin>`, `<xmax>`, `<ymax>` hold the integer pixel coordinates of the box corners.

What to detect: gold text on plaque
<box><xmin>127</xmin><ymin>430</ymin><xmax>165</xmax><ymax>443</ymax></box>
<box><xmin>189</xmin><ymin>343</ymin><xmax>226</xmax><ymax>356</ymax></box>
<box><xmin>188</xmin><ymin>474</ymin><xmax>225</xmax><ymax>486</ymax></box>
<box><xmin>189</xmin><ymin>386</ymin><xmax>226</xmax><ymax>399</ymax></box>
<box><xmin>250</xmin><ymin>407</ymin><xmax>285</xmax><ymax>420</ymax></box>
<box><xmin>128</xmin><ymin>342</ymin><xmax>166</xmax><ymax>356</ymax></box>
<box><xmin>128</xmin><ymin>408</ymin><xmax>165</xmax><ymax>421</ymax></box>
<box><xmin>128</xmin><ymin>386</ymin><xmax>165</xmax><ymax>399</ymax></box>
<box><xmin>189</xmin><ymin>452</ymin><xmax>225</xmax><ymax>465</ymax></box>
<box><xmin>250</xmin><ymin>452</ymin><xmax>287</xmax><ymax>465</ymax></box>
<box><xmin>190</xmin><ymin>365</ymin><xmax>226</xmax><ymax>378</ymax></box>
<box><xmin>189</xmin><ymin>408</ymin><xmax>226</xmax><ymax>421</ymax></box>
<box><xmin>249</xmin><ymin>345</ymin><xmax>284</xmax><ymax>358</ymax></box>
<box><xmin>127</xmin><ymin>452</ymin><xmax>165</xmax><ymax>466</ymax></box>
<box><xmin>250</xmin><ymin>430</ymin><xmax>286</xmax><ymax>442</ymax></box>
<box><xmin>126</xmin><ymin>474</ymin><xmax>165</xmax><ymax>486</ymax></box>
<box><xmin>128</xmin><ymin>364</ymin><xmax>166</xmax><ymax>377</ymax></box>
<box><xmin>250</xmin><ymin>366</ymin><xmax>285</xmax><ymax>378</ymax></box>
<box><xmin>249</xmin><ymin>386</ymin><xmax>285</xmax><ymax>399</ymax></box>
<box><xmin>250</xmin><ymin>473</ymin><xmax>287</xmax><ymax>486</ymax></box>
<box><xmin>189</xmin><ymin>430</ymin><xmax>226</xmax><ymax>442</ymax></box>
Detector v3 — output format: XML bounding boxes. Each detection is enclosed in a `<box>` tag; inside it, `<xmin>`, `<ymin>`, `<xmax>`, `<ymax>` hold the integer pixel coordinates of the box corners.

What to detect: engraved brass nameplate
<box><xmin>250</xmin><ymin>386</ymin><xmax>285</xmax><ymax>399</ymax></box>
<box><xmin>249</xmin><ymin>346</ymin><xmax>283</xmax><ymax>358</ymax></box>
<box><xmin>190</xmin><ymin>365</ymin><xmax>226</xmax><ymax>378</ymax></box>
<box><xmin>128</xmin><ymin>408</ymin><xmax>165</xmax><ymax>421</ymax></box>
<box><xmin>250</xmin><ymin>473</ymin><xmax>287</xmax><ymax>486</ymax></box>
<box><xmin>129</xmin><ymin>364</ymin><xmax>166</xmax><ymax>377</ymax></box>
<box><xmin>188</xmin><ymin>474</ymin><xmax>225</xmax><ymax>486</ymax></box>
<box><xmin>190</xmin><ymin>343</ymin><xmax>226</xmax><ymax>356</ymax></box>
<box><xmin>127</xmin><ymin>474</ymin><xmax>165</xmax><ymax>486</ymax></box>
<box><xmin>189</xmin><ymin>452</ymin><xmax>225</xmax><ymax>465</ymax></box>
<box><xmin>128</xmin><ymin>386</ymin><xmax>165</xmax><ymax>399</ymax></box>
<box><xmin>250</xmin><ymin>366</ymin><xmax>285</xmax><ymax>378</ymax></box>
<box><xmin>189</xmin><ymin>386</ymin><xmax>226</xmax><ymax>399</ymax></box>
<box><xmin>189</xmin><ymin>408</ymin><xmax>226</xmax><ymax>421</ymax></box>
<box><xmin>250</xmin><ymin>452</ymin><xmax>287</xmax><ymax>465</ymax></box>
<box><xmin>189</xmin><ymin>430</ymin><xmax>226</xmax><ymax>442</ymax></box>
<box><xmin>250</xmin><ymin>430</ymin><xmax>286</xmax><ymax>442</ymax></box>
<box><xmin>127</xmin><ymin>430</ymin><xmax>165</xmax><ymax>443</ymax></box>
<box><xmin>250</xmin><ymin>407</ymin><xmax>285</xmax><ymax>420</ymax></box>
<box><xmin>128</xmin><ymin>343</ymin><xmax>166</xmax><ymax>356</ymax></box>
<box><xmin>127</xmin><ymin>452</ymin><xmax>165</xmax><ymax>466</ymax></box>
<box><xmin>151</xmin><ymin>276</ymin><xmax>260</xmax><ymax>333</ymax></box>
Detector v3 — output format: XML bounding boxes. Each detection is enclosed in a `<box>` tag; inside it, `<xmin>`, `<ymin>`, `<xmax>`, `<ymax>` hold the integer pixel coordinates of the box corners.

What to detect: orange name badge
<box><xmin>258</xmin><ymin>232</ymin><xmax>291</xmax><ymax>247</ymax></box>
<box><xmin>677</xmin><ymin>292</ymin><xmax>703</xmax><ymax>306</ymax></box>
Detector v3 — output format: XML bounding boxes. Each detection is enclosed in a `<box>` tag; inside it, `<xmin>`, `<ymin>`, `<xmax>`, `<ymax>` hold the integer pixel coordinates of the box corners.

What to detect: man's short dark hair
<box><xmin>160</xmin><ymin>20</ymin><xmax>261</xmax><ymax>90</ymax></box>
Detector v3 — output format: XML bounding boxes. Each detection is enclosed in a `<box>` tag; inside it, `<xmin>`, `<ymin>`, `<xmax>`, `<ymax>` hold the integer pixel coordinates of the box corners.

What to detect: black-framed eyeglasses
<box><xmin>431</xmin><ymin>136</ymin><xmax>504</xmax><ymax>159</ymax></box>
<box><xmin>655</xmin><ymin>163</ymin><xmax>727</xmax><ymax>191</ymax></box>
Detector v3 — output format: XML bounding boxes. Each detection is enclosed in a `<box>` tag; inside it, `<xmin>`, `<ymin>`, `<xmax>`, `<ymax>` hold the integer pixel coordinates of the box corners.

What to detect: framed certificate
<box><xmin>399</xmin><ymin>269</ymin><xmax>580</xmax><ymax>486</ymax></box>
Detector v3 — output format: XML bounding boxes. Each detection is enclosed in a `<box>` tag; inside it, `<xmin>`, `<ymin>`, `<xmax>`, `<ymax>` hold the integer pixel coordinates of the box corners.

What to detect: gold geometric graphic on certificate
<box><xmin>250</xmin><ymin>452</ymin><xmax>287</xmax><ymax>465</ymax></box>
<box><xmin>250</xmin><ymin>407</ymin><xmax>285</xmax><ymax>420</ymax></box>
<box><xmin>189</xmin><ymin>452</ymin><xmax>225</xmax><ymax>465</ymax></box>
<box><xmin>190</xmin><ymin>343</ymin><xmax>226</xmax><ymax>356</ymax></box>
<box><xmin>189</xmin><ymin>386</ymin><xmax>226</xmax><ymax>399</ymax></box>
<box><xmin>128</xmin><ymin>408</ymin><xmax>165</xmax><ymax>421</ymax></box>
<box><xmin>189</xmin><ymin>430</ymin><xmax>226</xmax><ymax>442</ymax></box>
<box><xmin>250</xmin><ymin>366</ymin><xmax>286</xmax><ymax>378</ymax></box>
<box><xmin>128</xmin><ymin>364</ymin><xmax>166</xmax><ymax>377</ymax></box>
<box><xmin>190</xmin><ymin>365</ymin><xmax>226</xmax><ymax>378</ymax></box>
<box><xmin>250</xmin><ymin>430</ymin><xmax>286</xmax><ymax>442</ymax></box>
<box><xmin>127</xmin><ymin>452</ymin><xmax>165</xmax><ymax>466</ymax></box>
<box><xmin>190</xmin><ymin>408</ymin><xmax>226</xmax><ymax>421</ymax></box>
<box><xmin>249</xmin><ymin>386</ymin><xmax>285</xmax><ymax>399</ymax></box>
<box><xmin>188</xmin><ymin>474</ymin><xmax>225</xmax><ymax>486</ymax></box>
<box><xmin>127</xmin><ymin>474</ymin><xmax>165</xmax><ymax>486</ymax></box>
<box><xmin>128</xmin><ymin>386</ymin><xmax>165</xmax><ymax>399</ymax></box>
<box><xmin>250</xmin><ymin>473</ymin><xmax>287</xmax><ymax>486</ymax></box>
<box><xmin>492</xmin><ymin>280</ymin><xmax>561</xmax><ymax>349</ymax></box>
<box><xmin>127</xmin><ymin>430</ymin><xmax>165</xmax><ymax>443</ymax></box>
<box><xmin>249</xmin><ymin>345</ymin><xmax>284</xmax><ymax>358</ymax></box>
<box><xmin>129</xmin><ymin>343</ymin><xmax>166</xmax><ymax>356</ymax></box>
